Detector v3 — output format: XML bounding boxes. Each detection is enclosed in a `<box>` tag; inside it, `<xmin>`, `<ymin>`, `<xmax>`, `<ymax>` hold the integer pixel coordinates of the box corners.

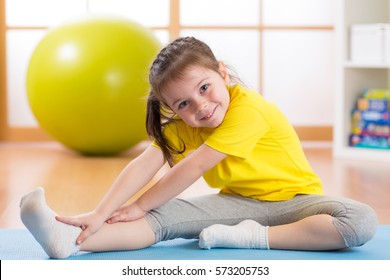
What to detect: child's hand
<box><xmin>56</xmin><ymin>211</ymin><xmax>105</xmax><ymax>245</ymax></box>
<box><xmin>106</xmin><ymin>203</ymin><xmax>146</xmax><ymax>224</ymax></box>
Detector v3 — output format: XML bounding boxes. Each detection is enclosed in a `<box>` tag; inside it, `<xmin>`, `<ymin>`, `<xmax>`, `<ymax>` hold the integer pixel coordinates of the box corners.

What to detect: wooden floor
<box><xmin>1</xmin><ymin>141</ymin><xmax>389</xmax><ymax>229</ymax></box>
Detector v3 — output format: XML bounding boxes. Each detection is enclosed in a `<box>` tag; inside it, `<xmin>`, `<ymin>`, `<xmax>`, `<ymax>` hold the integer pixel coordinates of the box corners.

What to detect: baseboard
<box><xmin>294</xmin><ymin>126</ymin><xmax>333</xmax><ymax>141</ymax></box>
<box><xmin>1</xmin><ymin>126</ymin><xmax>334</xmax><ymax>142</ymax></box>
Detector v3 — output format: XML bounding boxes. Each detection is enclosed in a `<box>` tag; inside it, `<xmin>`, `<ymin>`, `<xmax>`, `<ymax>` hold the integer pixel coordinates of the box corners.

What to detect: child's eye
<box><xmin>200</xmin><ymin>84</ymin><xmax>209</xmax><ymax>93</ymax></box>
<box><xmin>178</xmin><ymin>100</ymin><xmax>189</xmax><ymax>109</ymax></box>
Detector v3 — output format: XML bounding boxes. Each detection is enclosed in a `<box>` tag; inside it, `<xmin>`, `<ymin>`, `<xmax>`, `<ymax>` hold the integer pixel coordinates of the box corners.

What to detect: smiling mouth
<box><xmin>201</xmin><ymin>106</ymin><xmax>217</xmax><ymax>121</ymax></box>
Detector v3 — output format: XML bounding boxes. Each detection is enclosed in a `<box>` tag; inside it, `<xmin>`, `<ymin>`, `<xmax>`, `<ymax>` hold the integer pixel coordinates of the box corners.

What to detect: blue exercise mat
<box><xmin>1</xmin><ymin>226</ymin><xmax>389</xmax><ymax>260</ymax></box>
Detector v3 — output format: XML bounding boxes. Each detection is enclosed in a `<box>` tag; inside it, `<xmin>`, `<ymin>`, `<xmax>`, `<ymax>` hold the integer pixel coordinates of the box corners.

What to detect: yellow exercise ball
<box><xmin>26</xmin><ymin>16</ymin><xmax>161</xmax><ymax>155</ymax></box>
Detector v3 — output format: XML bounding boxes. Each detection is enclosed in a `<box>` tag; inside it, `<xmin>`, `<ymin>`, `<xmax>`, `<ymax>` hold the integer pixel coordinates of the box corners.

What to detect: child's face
<box><xmin>162</xmin><ymin>63</ymin><xmax>230</xmax><ymax>128</ymax></box>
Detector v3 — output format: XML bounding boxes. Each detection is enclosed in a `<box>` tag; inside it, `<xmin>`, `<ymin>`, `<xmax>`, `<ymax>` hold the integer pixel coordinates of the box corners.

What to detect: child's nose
<box><xmin>195</xmin><ymin>99</ymin><xmax>207</xmax><ymax>113</ymax></box>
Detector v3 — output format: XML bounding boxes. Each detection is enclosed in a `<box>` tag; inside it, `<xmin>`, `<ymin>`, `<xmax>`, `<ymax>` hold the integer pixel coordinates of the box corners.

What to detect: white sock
<box><xmin>199</xmin><ymin>220</ymin><xmax>269</xmax><ymax>250</ymax></box>
<box><xmin>20</xmin><ymin>187</ymin><xmax>81</xmax><ymax>258</ymax></box>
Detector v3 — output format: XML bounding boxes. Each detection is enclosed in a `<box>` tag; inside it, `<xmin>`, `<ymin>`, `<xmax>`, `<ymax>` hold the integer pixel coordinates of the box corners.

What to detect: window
<box><xmin>1</xmin><ymin>0</ymin><xmax>336</xmax><ymax>140</ymax></box>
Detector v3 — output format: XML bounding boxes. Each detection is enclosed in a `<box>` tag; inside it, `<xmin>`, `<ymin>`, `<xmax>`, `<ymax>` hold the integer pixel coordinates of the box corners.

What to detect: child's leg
<box><xmin>80</xmin><ymin>218</ymin><xmax>155</xmax><ymax>252</ymax></box>
<box><xmin>268</xmin><ymin>214</ymin><xmax>345</xmax><ymax>250</ymax></box>
<box><xmin>199</xmin><ymin>214</ymin><xmax>344</xmax><ymax>250</ymax></box>
<box><xmin>20</xmin><ymin>187</ymin><xmax>155</xmax><ymax>258</ymax></box>
<box><xmin>198</xmin><ymin>194</ymin><xmax>377</xmax><ymax>251</ymax></box>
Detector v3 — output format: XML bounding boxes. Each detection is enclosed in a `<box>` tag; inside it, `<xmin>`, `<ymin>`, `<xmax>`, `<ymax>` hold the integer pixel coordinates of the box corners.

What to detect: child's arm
<box><xmin>56</xmin><ymin>145</ymin><xmax>165</xmax><ymax>243</ymax></box>
<box><xmin>92</xmin><ymin>145</ymin><xmax>165</xmax><ymax>218</ymax></box>
<box><xmin>136</xmin><ymin>144</ymin><xmax>227</xmax><ymax>213</ymax></box>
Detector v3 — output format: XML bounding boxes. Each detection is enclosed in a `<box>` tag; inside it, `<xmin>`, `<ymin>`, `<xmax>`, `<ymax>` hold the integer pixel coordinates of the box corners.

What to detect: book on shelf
<box><xmin>349</xmin><ymin>88</ymin><xmax>390</xmax><ymax>149</ymax></box>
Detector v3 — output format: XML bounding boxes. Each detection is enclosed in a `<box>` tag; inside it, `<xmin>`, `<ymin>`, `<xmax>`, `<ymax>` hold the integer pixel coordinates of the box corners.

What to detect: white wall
<box><xmin>5</xmin><ymin>0</ymin><xmax>336</xmax><ymax>128</ymax></box>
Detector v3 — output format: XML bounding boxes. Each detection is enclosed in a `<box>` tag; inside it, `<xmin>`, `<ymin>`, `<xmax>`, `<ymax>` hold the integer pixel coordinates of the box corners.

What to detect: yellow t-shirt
<box><xmin>154</xmin><ymin>84</ymin><xmax>323</xmax><ymax>201</ymax></box>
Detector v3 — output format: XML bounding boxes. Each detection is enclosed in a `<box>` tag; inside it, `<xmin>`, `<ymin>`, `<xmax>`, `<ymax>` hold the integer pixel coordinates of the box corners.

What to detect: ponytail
<box><xmin>146</xmin><ymin>93</ymin><xmax>183</xmax><ymax>167</ymax></box>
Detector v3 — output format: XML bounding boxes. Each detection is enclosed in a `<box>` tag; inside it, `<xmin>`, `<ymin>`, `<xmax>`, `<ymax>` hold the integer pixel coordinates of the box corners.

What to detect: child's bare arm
<box><xmin>136</xmin><ymin>144</ymin><xmax>227</xmax><ymax>213</ymax></box>
<box><xmin>56</xmin><ymin>144</ymin><xmax>165</xmax><ymax>243</ymax></box>
<box><xmin>93</xmin><ymin>145</ymin><xmax>165</xmax><ymax>218</ymax></box>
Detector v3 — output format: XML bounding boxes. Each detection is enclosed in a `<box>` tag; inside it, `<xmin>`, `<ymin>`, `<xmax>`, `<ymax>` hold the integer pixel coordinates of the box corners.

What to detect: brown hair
<box><xmin>146</xmin><ymin>37</ymin><xmax>228</xmax><ymax>166</ymax></box>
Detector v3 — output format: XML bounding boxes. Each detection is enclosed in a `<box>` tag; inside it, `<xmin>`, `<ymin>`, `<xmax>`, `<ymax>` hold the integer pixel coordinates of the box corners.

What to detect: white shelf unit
<box><xmin>334</xmin><ymin>0</ymin><xmax>390</xmax><ymax>161</ymax></box>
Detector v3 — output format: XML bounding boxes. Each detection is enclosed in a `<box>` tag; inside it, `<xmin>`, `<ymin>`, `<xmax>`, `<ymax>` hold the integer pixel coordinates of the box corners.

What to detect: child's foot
<box><xmin>199</xmin><ymin>219</ymin><xmax>269</xmax><ymax>250</ymax></box>
<box><xmin>20</xmin><ymin>187</ymin><xmax>81</xmax><ymax>258</ymax></box>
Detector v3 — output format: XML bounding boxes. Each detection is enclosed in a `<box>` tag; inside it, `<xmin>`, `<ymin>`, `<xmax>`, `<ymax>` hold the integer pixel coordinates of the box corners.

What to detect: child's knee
<box><xmin>355</xmin><ymin>204</ymin><xmax>378</xmax><ymax>246</ymax></box>
<box><xmin>335</xmin><ymin>202</ymin><xmax>378</xmax><ymax>247</ymax></box>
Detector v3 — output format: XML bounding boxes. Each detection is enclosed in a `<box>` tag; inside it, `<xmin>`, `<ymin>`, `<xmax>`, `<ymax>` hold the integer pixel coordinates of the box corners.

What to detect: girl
<box><xmin>20</xmin><ymin>36</ymin><xmax>377</xmax><ymax>259</ymax></box>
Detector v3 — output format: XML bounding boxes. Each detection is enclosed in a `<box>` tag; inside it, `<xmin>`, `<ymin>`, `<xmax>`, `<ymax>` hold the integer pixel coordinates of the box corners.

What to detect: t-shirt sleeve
<box><xmin>150</xmin><ymin>120</ymin><xmax>190</xmax><ymax>163</ymax></box>
<box><xmin>205</xmin><ymin>104</ymin><xmax>270</xmax><ymax>158</ymax></box>
<box><xmin>151</xmin><ymin>120</ymin><xmax>185</xmax><ymax>150</ymax></box>
<box><xmin>151</xmin><ymin>139</ymin><xmax>161</xmax><ymax>149</ymax></box>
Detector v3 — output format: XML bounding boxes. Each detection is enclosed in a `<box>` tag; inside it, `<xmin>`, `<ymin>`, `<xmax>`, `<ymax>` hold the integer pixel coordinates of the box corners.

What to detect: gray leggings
<box><xmin>144</xmin><ymin>193</ymin><xmax>378</xmax><ymax>248</ymax></box>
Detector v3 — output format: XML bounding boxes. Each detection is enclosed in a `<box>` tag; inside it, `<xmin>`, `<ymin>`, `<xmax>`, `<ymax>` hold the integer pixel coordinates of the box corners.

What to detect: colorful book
<box><xmin>350</xmin><ymin>134</ymin><xmax>390</xmax><ymax>149</ymax></box>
